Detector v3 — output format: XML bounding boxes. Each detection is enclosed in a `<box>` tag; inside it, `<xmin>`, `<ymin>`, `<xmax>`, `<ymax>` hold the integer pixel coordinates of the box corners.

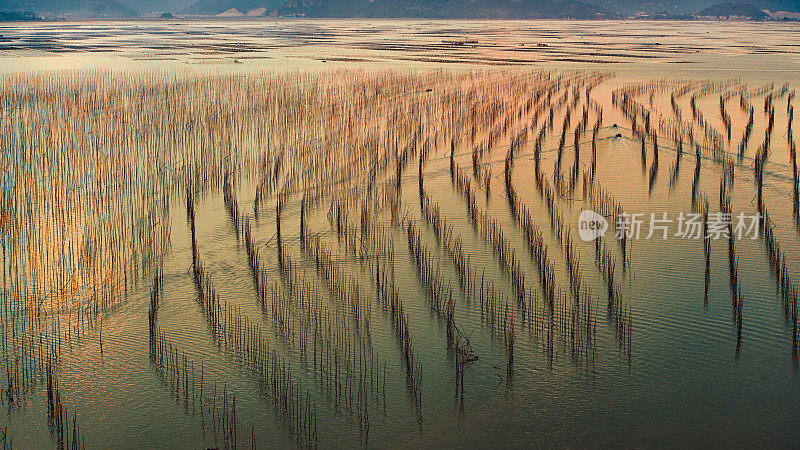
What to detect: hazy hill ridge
<box><xmin>0</xmin><ymin>0</ymin><xmax>139</xmax><ymax>17</ymax></box>
<box><xmin>183</xmin><ymin>0</ymin><xmax>799</xmax><ymax>17</ymax></box>
<box><xmin>588</xmin><ymin>0</ymin><xmax>798</xmax><ymax>14</ymax></box>
<box><xmin>268</xmin><ymin>0</ymin><xmax>617</xmax><ymax>19</ymax></box>
<box><xmin>3</xmin><ymin>0</ymin><xmax>799</xmax><ymax>19</ymax></box>
<box><xmin>697</xmin><ymin>2</ymin><xmax>770</xmax><ymax>17</ymax></box>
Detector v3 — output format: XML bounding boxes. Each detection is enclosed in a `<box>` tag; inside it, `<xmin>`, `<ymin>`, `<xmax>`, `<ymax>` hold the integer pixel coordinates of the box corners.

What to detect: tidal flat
<box><xmin>0</xmin><ymin>19</ymin><xmax>799</xmax><ymax>448</ymax></box>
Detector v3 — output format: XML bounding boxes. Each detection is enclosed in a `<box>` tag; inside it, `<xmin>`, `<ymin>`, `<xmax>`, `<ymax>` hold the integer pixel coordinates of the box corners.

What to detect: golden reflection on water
<box><xmin>0</xmin><ymin>20</ymin><xmax>799</xmax><ymax>448</ymax></box>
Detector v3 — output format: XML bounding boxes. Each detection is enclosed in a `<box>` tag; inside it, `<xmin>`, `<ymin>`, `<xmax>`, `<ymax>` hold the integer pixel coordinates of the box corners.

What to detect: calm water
<box><xmin>1</xmin><ymin>19</ymin><xmax>800</xmax><ymax>448</ymax></box>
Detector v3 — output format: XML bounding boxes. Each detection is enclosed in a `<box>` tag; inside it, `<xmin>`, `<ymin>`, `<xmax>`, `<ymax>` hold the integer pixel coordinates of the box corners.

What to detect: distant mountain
<box><xmin>0</xmin><ymin>0</ymin><xmax>194</xmax><ymax>17</ymax></box>
<box><xmin>0</xmin><ymin>10</ymin><xmax>38</xmax><ymax>19</ymax></box>
<box><xmin>266</xmin><ymin>0</ymin><xmax>618</xmax><ymax>19</ymax></box>
<box><xmin>180</xmin><ymin>0</ymin><xmax>800</xmax><ymax>17</ymax></box>
<box><xmin>587</xmin><ymin>0</ymin><xmax>799</xmax><ymax>13</ymax></box>
<box><xmin>0</xmin><ymin>0</ymin><xmax>138</xmax><ymax>17</ymax></box>
<box><xmin>587</xmin><ymin>0</ymin><xmax>709</xmax><ymax>14</ymax></box>
<box><xmin>5</xmin><ymin>0</ymin><xmax>798</xmax><ymax>19</ymax></box>
<box><xmin>121</xmin><ymin>0</ymin><xmax>195</xmax><ymax>15</ymax></box>
<box><xmin>697</xmin><ymin>2</ymin><xmax>769</xmax><ymax>17</ymax></box>
<box><xmin>181</xmin><ymin>0</ymin><xmax>283</xmax><ymax>15</ymax></box>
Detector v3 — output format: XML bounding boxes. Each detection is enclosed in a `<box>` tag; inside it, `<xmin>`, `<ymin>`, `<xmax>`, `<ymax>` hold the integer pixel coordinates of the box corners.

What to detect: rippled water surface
<box><xmin>1</xmin><ymin>19</ymin><xmax>800</xmax><ymax>448</ymax></box>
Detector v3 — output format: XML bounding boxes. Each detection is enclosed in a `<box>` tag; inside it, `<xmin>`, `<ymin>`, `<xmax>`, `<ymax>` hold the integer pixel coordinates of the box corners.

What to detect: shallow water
<box><xmin>2</xmin><ymin>19</ymin><xmax>800</xmax><ymax>78</ymax></box>
<box><xmin>1</xmin><ymin>19</ymin><xmax>800</xmax><ymax>448</ymax></box>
